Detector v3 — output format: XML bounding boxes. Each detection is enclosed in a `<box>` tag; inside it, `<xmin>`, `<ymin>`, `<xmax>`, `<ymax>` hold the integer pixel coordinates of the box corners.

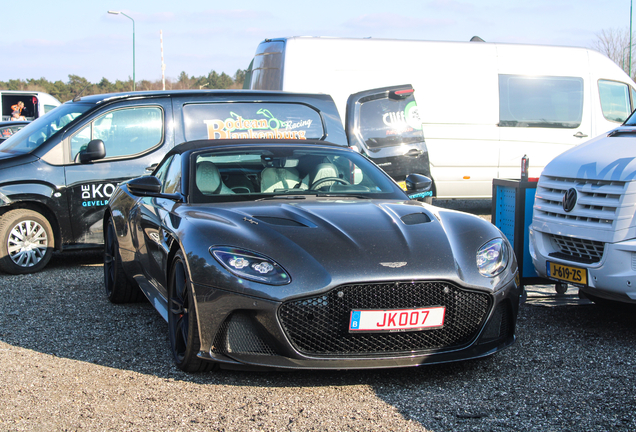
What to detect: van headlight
<box><xmin>476</xmin><ymin>238</ymin><xmax>508</xmax><ymax>277</ymax></box>
<box><xmin>210</xmin><ymin>247</ymin><xmax>291</xmax><ymax>285</ymax></box>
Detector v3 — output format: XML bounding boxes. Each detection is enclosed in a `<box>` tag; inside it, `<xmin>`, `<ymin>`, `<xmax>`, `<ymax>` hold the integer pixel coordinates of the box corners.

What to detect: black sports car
<box><xmin>104</xmin><ymin>139</ymin><xmax>520</xmax><ymax>372</ymax></box>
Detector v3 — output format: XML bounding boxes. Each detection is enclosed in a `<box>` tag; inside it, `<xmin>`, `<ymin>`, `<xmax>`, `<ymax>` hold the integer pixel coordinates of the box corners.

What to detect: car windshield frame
<box><xmin>184</xmin><ymin>143</ymin><xmax>407</xmax><ymax>204</ymax></box>
<box><xmin>0</xmin><ymin>102</ymin><xmax>93</xmax><ymax>155</ymax></box>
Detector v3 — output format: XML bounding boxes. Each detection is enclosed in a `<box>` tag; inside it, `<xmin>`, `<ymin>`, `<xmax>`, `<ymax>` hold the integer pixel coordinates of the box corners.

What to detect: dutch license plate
<box><xmin>547</xmin><ymin>261</ymin><xmax>587</xmax><ymax>286</ymax></box>
<box><xmin>349</xmin><ymin>306</ymin><xmax>445</xmax><ymax>332</ymax></box>
<box><xmin>397</xmin><ymin>181</ymin><xmax>407</xmax><ymax>191</ymax></box>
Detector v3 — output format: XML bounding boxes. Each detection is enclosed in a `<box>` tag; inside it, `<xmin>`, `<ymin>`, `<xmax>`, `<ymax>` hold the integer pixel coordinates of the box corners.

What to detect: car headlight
<box><xmin>210</xmin><ymin>247</ymin><xmax>291</xmax><ymax>285</ymax></box>
<box><xmin>476</xmin><ymin>238</ymin><xmax>508</xmax><ymax>277</ymax></box>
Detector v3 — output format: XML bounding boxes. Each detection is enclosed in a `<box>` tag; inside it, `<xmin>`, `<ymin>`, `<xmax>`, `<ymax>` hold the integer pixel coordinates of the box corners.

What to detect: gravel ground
<box><xmin>1</xmin><ymin>246</ymin><xmax>636</xmax><ymax>431</ymax></box>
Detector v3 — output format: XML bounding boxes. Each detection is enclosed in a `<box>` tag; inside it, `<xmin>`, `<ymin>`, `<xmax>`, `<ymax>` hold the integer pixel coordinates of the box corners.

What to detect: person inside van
<box><xmin>11</xmin><ymin>101</ymin><xmax>26</xmax><ymax>121</ymax></box>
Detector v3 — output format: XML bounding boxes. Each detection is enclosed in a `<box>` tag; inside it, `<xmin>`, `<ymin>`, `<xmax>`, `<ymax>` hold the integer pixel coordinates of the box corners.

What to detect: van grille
<box><xmin>548</xmin><ymin>234</ymin><xmax>605</xmax><ymax>264</ymax></box>
<box><xmin>533</xmin><ymin>176</ymin><xmax>625</xmax><ymax>227</ymax></box>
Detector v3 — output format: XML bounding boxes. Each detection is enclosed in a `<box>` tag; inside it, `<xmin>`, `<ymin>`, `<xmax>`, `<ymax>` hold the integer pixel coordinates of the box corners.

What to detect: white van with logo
<box><xmin>0</xmin><ymin>91</ymin><xmax>61</xmax><ymax>121</ymax></box>
<box><xmin>529</xmin><ymin>116</ymin><xmax>636</xmax><ymax>305</ymax></box>
<box><xmin>245</xmin><ymin>36</ymin><xmax>636</xmax><ymax>199</ymax></box>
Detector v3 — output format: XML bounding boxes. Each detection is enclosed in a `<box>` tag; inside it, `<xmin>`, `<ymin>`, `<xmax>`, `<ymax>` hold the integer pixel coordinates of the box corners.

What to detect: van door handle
<box><xmin>573</xmin><ymin>131</ymin><xmax>588</xmax><ymax>138</ymax></box>
<box><xmin>405</xmin><ymin>149</ymin><xmax>423</xmax><ymax>157</ymax></box>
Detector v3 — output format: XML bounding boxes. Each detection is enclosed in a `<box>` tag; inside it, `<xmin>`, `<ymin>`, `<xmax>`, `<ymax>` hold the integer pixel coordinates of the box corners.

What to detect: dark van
<box><xmin>0</xmin><ymin>89</ymin><xmax>431</xmax><ymax>274</ymax></box>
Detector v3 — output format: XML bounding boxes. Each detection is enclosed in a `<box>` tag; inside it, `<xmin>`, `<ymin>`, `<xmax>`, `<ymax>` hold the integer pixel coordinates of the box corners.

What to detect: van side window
<box><xmin>70</xmin><ymin>106</ymin><xmax>163</xmax><ymax>162</ymax></box>
<box><xmin>598</xmin><ymin>80</ymin><xmax>632</xmax><ymax>123</ymax></box>
<box><xmin>499</xmin><ymin>75</ymin><xmax>583</xmax><ymax>128</ymax></box>
<box><xmin>248</xmin><ymin>41</ymin><xmax>284</xmax><ymax>90</ymax></box>
<box><xmin>70</xmin><ymin>124</ymin><xmax>92</xmax><ymax>160</ymax></box>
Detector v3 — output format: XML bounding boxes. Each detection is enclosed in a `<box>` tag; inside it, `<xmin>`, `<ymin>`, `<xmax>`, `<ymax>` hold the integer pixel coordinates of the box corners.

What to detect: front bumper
<box><xmin>192</xmin><ymin>278</ymin><xmax>520</xmax><ymax>370</ymax></box>
<box><xmin>530</xmin><ymin>228</ymin><xmax>636</xmax><ymax>303</ymax></box>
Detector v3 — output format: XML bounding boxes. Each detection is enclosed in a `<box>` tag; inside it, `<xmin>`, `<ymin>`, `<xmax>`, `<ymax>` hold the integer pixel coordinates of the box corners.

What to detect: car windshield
<box><xmin>0</xmin><ymin>102</ymin><xmax>92</xmax><ymax>155</ymax></box>
<box><xmin>188</xmin><ymin>145</ymin><xmax>404</xmax><ymax>203</ymax></box>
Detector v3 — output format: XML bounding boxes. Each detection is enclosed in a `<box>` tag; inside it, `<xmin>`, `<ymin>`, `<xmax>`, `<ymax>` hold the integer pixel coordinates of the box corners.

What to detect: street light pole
<box><xmin>108</xmin><ymin>10</ymin><xmax>135</xmax><ymax>91</ymax></box>
<box><xmin>630</xmin><ymin>0</ymin><xmax>633</xmax><ymax>79</ymax></box>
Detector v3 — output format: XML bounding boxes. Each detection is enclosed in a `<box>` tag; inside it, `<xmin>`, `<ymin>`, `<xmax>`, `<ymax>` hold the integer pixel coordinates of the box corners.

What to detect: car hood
<box><xmin>542</xmin><ymin>132</ymin><xmax>636</xmax><ymax>182</ymax></box>
<box><xmin>181</xmin><ymin>199</ymin><xmax>505</xmax><ymax>299</ymax></box>
<box><xmin>0</xmin><ymin>151</ymin><xmax>38</xmax><ymax>167</ymax></box>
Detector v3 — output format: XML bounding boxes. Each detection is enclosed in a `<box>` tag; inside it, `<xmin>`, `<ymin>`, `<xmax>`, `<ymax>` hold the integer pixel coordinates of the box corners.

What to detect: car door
<box><xmin>134</xmin><ymin>153</ymin><xmax>182</xmax><ymax>298</ymax></box>
<box><xmin>63</xmin><ymin>99</ymin><xmax>174</xmax><ymax>246</ymax></box>
<box><xmin>345</xmin><ymin>85</ymin><xmax>432</xmax><ymax>196</ymax></box>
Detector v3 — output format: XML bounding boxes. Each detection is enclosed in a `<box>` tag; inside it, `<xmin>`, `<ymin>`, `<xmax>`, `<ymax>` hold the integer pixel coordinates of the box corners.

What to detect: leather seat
<box><xmin>304</xmin><ymin>162</ymin><xmax>339</xmax><ymax>190</ymax></box>
<box><xmin>196</xmin><ymin>161</ymin><xmax>234</xmax><ymax>195</ymax></box>
<box><xmin>260</xmin><ymin>158</ymin><xmax>302</xmax><ymax>192</ymax></box>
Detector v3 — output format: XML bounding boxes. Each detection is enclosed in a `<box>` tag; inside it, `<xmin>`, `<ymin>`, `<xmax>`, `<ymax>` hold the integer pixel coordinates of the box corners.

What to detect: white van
<box><xmin>529</xmin><ymin>117</ymin><xmax>636</xmax><ymax>305</ymax></box>
<box><xmin>0</xmin><ymin>91</ymin><xmax>61</xmax><ymax>121</ymax></box>
<box><xmin>245</xmin><ymin>36</ymin><xmax>636</xmax><ymax>199</ymax></box>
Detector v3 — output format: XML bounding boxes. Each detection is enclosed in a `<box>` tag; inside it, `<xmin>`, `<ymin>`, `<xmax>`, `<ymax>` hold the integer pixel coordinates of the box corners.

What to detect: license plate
<box><xmin>546</xmin><ymin>261</ymin><xmax>587</xmax><ymax>286</ymax></box>
<box><xmin>349</xmin><ymin>306</ymin><xmax>445</xmax><ymax>333</ymax></box>
<box><xmin>397</xmin><ymin>181</ymin><xmax>407</xmax><ymax>191</ymax></box>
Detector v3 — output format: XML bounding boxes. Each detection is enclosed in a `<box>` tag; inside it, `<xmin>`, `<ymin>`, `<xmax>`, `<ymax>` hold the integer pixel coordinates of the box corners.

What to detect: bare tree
<box><xmin>593</xmin><ymin>27</ymin><xmax>635</xmax><ymax>79</ymax></box>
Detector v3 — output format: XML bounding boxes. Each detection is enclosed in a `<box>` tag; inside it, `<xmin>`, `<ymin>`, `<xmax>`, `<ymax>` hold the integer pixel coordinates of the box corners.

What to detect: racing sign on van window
<box><xmin>358</xmin><ymin>94</ymin><xmax>424</xmax><ymax>150</ymax></box>
<box><xmin>183</xmin><ymin>103</ymin><xmax>324</xmax><ymax>141</ymax></box>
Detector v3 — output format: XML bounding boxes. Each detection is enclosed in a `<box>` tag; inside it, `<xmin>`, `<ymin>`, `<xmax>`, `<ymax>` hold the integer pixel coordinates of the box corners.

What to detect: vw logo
<box><xmin>562</xmin><ymin>188</ymin><xmax>578</xmax><ymax>212</ymax></box>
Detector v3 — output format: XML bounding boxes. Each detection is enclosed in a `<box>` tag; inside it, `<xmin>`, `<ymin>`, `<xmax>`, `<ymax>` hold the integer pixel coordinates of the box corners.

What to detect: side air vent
<box><xmin>401</xmin><ymin>213</ymin><xmax>431</xmax><ymax>225</ymax></box>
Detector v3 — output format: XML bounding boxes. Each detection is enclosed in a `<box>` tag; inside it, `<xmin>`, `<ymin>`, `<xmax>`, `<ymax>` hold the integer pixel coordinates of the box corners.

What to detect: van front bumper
<box><xmin>530</xmin><ymin>227</ymin><xmax>636</xmax><ymax>304</ymax></box>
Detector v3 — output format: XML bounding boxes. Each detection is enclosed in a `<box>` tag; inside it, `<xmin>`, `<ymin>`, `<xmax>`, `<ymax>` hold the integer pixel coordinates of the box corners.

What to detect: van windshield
<box><xmin>0</xmin><ymin>103</ymin><xmax>92</xmax><ymax>155</ymax></box>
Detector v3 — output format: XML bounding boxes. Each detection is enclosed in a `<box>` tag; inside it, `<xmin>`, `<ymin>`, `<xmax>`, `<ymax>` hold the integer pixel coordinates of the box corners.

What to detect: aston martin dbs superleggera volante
<box><xmin>103</xmin><ymin>139</ymin><xmax>520</xmax><ymax>372</ymax></box>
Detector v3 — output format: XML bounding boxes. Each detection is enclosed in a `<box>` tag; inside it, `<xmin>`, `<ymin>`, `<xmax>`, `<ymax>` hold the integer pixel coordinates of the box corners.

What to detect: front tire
<box><xmin>168</xmin><ymin>250</ymin><xmax>214</xmax><ymax>372</ymax></box>
<box><xmin>103</xmin><ymin>217</ymin><xmax>143</xmax><ymax>303</ymax></box>
<box><xmin>0</xmin><ymin>209</ymin><xmax>54</xmax><ymax>274</ymax></box>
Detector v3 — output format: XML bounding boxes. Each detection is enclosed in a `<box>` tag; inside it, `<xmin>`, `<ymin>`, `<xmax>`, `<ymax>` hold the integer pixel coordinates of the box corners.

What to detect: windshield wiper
<box><xmin>256</xmin><ymin>195</ymin><xmax>307</xmax><ymax>201</ymax></box>
<box><xmin>316</xmin><ymin>194</ymin><xmax>368</xmax><ymax>199</ymax></box>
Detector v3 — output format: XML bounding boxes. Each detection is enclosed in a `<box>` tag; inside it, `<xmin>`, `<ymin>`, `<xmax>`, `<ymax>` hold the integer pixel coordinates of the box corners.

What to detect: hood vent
<box><xmin>401</xmin><ymin>212</ymin><xmax>431</xmax><ymax>225</ymax></box>
<box><xmin>254</xmin><ymin>216</ymin><xmax>309</xmax><ymax>227</ymax></box>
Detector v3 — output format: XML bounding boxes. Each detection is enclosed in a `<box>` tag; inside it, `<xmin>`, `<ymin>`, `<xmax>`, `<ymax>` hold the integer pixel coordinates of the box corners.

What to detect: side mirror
<box><xmin>78</xmin><ymin>139</ymin><xmax>106</xmax><ymax>163</ymax></box>
<box><xmin>405</xmin><ymin>173</ymin><xmax>433</xmax><ymax>200</ymax></box>
<box><xmin>126</xmin><ymin>176</ymin><xmax>183</xmax><ymax>202</ymax></box>
<box><xmin>127</xmin><ymin>176</ymin><xmax>162</xmax><ymax>195</ymax></box>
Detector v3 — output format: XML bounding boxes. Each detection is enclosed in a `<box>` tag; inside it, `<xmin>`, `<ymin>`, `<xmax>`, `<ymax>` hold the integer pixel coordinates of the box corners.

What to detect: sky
<box><xmin>2</xmin><ymin>0</ymin><xmax>633</xmax><ymax>84</ymax></box>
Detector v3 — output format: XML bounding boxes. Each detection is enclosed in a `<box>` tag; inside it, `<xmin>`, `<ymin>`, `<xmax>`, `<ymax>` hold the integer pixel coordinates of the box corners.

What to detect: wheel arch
<box><xmin>166</xmin><ymin>235</ymin><xmax>183</xmax><ymax>277</ymax></box>
<box><xmin>0</xmin><ymin>201</ymin><xmax>62</xmax><ymax>251</ymax></box>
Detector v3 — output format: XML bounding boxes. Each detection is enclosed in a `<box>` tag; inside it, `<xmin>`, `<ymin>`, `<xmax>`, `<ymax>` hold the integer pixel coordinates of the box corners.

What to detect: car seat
<box><xmin>260</xmin><ymin>158</ymin><xmax>302</xmax><ymax>192</ymax></box>
<box><xmin>196</xmin><ymin>161</ymin><xmax>234</xmax><ymax>195</ymax></box>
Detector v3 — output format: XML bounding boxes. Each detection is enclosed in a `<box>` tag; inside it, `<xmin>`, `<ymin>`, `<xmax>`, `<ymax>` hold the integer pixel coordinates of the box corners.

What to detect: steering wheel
<box><xmin>309</xmin><ymin>177</ymin><xmax>350</xmax><ymax>190</ymax></box>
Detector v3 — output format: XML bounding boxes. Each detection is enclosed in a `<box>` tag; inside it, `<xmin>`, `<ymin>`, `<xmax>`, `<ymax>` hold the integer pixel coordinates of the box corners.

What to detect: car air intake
<box><xmin>401</xmin><ymin>213</ymin><xmax>431</xmax><ymax>225</ymax></box>
<box><xmin>254</xmin><ymin>216</ymin><xmax>309</xmax><ymax>227</ymax></box>
<box><xmin>279</xmin><ymin>281</ymin><xmax>491</xmax><ymax>356</ymax></box>
<box><xmin>211</xmin><ymin>311</ymin><xmax>277</xmax><ymax>356</ymax></box>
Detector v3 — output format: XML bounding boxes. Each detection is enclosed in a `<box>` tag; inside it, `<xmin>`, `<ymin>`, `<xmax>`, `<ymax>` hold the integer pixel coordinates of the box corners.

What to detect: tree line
<box><xmin>0</xmin><ymin>69</ymin><xmax>247</xmax><ymax>103</ymax></box>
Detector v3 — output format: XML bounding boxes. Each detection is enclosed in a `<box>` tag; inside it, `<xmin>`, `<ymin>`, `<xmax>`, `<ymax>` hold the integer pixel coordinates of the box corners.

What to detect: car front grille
<box><xmin>548</xmin><ymin>233</ymin><xmax>605</xmax><ymax>264</ymax></box>
<box><xmin>278</xmin><ymin>281</ymin><xmax>491</xmax><ymax>356</ymax></box>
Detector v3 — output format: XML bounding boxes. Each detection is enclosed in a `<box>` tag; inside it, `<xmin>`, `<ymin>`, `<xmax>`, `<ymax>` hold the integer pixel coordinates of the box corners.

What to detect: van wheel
<box><xmin>0</xmin><ymin>209</ymin><xmax>54</xmax><ymax>274</ymax></box>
